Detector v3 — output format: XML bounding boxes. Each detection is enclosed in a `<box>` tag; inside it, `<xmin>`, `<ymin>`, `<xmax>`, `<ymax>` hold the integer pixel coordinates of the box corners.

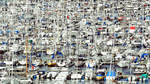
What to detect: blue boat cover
<box><xmin>51</xmin><ymin>54</ymin><xmax>55</xmax><ymax>59</ymax></box>
<box><xmin>134</xmin><ymin>57</ymin><xmax>138</xmax><ymax>63</ymax></box>
<box><xmin>97</xmin><ymin>74</ymin><xmax>104</xmax><ymax>77</ymax></box>
<box><xmin>141</xmin><ymin>53</ymin><xmax>149</xmax><ymax>58</ymax></box>
<box><xmin>56</xmin><ymin>51</ymin><xmax>63</xmax><ymax>56</ymax></box>
<box><xmin>106</xmin><ymin>71</ymin><xmax>116</xmax><ymax>76</ymax></box>
<box><xmin>33</xmin><ymin>75</ymin><xmax>37</xmax><ymax>80</ymax></box>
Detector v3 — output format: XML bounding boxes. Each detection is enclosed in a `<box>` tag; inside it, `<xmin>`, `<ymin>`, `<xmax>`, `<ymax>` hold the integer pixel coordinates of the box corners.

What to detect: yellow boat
<box><xmin>95</xmin><ymin>71</ymin><xmax>106</xmax><ymax>80</ymax></box>
<box><xmin>48</xmin><ymin>62</ymin><xmax>57</xmax><ymax>66</ymax></box>
<box><xmin>96</xmin><ymin>76</ymin><xmax>104</xmax><ymax>80</ymax></box>
<box><xmin>47</xmin><ymin>60</ymin><xmax>57</xmax><ymax>66</ymax></box>
<box><xmin>96</xmin><ymin>73</ymin><xmax>105</xmax><ymax>80</ymax></box>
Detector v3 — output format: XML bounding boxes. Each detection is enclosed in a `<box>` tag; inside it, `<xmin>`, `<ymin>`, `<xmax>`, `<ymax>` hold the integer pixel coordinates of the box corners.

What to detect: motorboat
<box><xmin>19</xmin><ymin>78</ymin><xmax>32</xmax><ymax>84</ymax></box>
<box><xmin>32</xmin><ymin>59</ymin><xmax>41</xmax><ymax>66</ymax></box>
<box><xmin>0</xmin><ymin>45</ymin><xmax>7</xmax><ymax>51</ymax></box>
<box><xmin>133</xmin><ymin>65</ymin><xmax>147</xmax><ymax>75</ymax></box>
<box><xmin>9</xmin><ymin>44</ymin><xmax>20</xmax><ymax>52</ymax></box>
<box><xmin>0</xmin><ymin>62</ymin><xmax>6</xmax><ymax>67</ymax></box>
<box><xmin>101</xmin><ymin>55</ymin><xmax>113</xmax><ymax>62</ymax></box>
<box><xmin>18</xmin><ymin>59</ymin><xmax>26</xmax><ymax>65</ymax></box>
<box><xmin>46</xmin><ymin>49</ymin><xmax>53</xmax><ymax>55</ymax></box>
<box><xmin>4</xmin><ymin>61</ymin><xmax>13</xmax><ymax>66</ymax></box>
<box><xmin>117</xmin><ymin>60</ymin><xmax>129</xmax><ymax>68</ymax></box>
<box><xmin>94</xmin><ymin>69</ymin><xmax>106</xmax><ymax>81</ymax></box>
<box><xmin>57</xmin><ymin>59</ymin><xmax>71</xmax><ymax>67</ymax></box>
<box><xmin>74</xmin><ymin>60</ymin><xmax>85</xmax><ymax>67</ymax></box>
<box><xmin>85</xmin><ymin>59</ymin><xmax>97</xmax><ymax>68</ymax></box>
<box><xmin>0</xmin><ymin>67</ymin><xmax>7</xmax><ymax>77</ymax></box>
<box><xmin>1</xmin><ymin>78</ymin><xmax>20</xmax><ymax>84</ymax></box>
<box><xmin>128</xmin><ymin>75</ymin><xmax>139</xmax><ymax>82</ymax></box>
<box><xmin>85</xmin><ymin>68</ymin><xmax>93</xmax><ymax>80</ymax></box>
<box><xmin>71</xmin><ymin>73</ymin><xmax>82</xmax><ymax>80</ymax></box>
<box><xmin>10</xmin><ymin>66</ymin><xmax>26</xmax><ymax>76</ymax></box>
<box><xmin>57</xmin><ymin>60</ymin><xmax>66</xmax><ymax>67</ymax></box>
<box><xmin>55</xmin><ymin>72</ymin><xmax>68</xmax><ymax>80</ymax></box>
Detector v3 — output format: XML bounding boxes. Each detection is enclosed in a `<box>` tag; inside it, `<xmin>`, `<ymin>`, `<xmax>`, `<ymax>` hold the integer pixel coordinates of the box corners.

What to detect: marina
<box><xmin>0</xmin><ymin>0</ymin><xmax>150</xmax><ymax>84</ymax></box>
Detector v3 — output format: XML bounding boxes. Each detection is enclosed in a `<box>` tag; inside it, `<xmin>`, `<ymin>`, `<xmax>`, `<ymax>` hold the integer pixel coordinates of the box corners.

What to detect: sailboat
<box><xmin>146</xmin><ymin>58</ymin><xmax>150</xmax><ymax>74</ymax></box>
<box><xmin>57</xmin><ymin>60</ymin><xmax>66</xmax><ymax>67</ymax></box>
<box><xmin>106</xmin><ymin>70</ymin><xmax>116</xmax><ymax>80</ymax></box>
<box><xmin>57</xmin><ymin>59</ymin><xmax>71</xmax><ymax>67</ymax></box>
<box><xmin>75</xmin><ymin>60</ymin><xmax>85</xmax><ymax>67</ymax></box>
<box><xmin>4</xmin><ymin>60</ymin><xmax>13</xmax><ymax>66</ymax></box>
<box><xmin>106</xmin><ymin>32</ymin><xmax>116</xmax><ymax>81</ymax></box>
<box><xmin>85</xmin><ymin>59</ymin><xmax>97</xmax><ymax>68</ymax></box>
<box><xmin>0</xmin><ymin>67</ymin><xmax>7</xmax><ymax>77</ymax></box>
<box><xmin>105</xmin><ymin>57</ymin><xmax>117</xmax><ymax>84</ymax></box>
<box><xmin>32</xmin><ymin>59</ymin><xmax>41</xmax><ymax>66</ymax></box>
<box><xmin>117</xmin><ymin>60</ymin><xmax>129</xmax><ymax>68</ymax></box>
<box><xmin>18</xmin><ymin>59</ymin><xmax>26</xmax><ymax>65</ymax></box>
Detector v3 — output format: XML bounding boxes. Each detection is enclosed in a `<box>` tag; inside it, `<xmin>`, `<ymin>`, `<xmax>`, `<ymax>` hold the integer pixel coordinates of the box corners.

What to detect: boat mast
<box><xmin>11</xmin><ymin>0</ymin><xmax>14</xmax><ymax>83</ymax></box>
<box><xmin>25</xmin><ymin>36</ymin><xmax>28</xmax><ymax>77</ymax></box>
<box><xmin>25</xmin><ymin>0</ymin><xmax>29</xmax><ymax>77</ymax></box>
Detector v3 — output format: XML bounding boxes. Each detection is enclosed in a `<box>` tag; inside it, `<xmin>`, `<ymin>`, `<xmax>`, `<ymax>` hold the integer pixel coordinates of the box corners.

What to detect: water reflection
<box><xmin>32</xmin><ymin>80</ymin><xmax>149</xmax><ymax>84</ymax></box>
